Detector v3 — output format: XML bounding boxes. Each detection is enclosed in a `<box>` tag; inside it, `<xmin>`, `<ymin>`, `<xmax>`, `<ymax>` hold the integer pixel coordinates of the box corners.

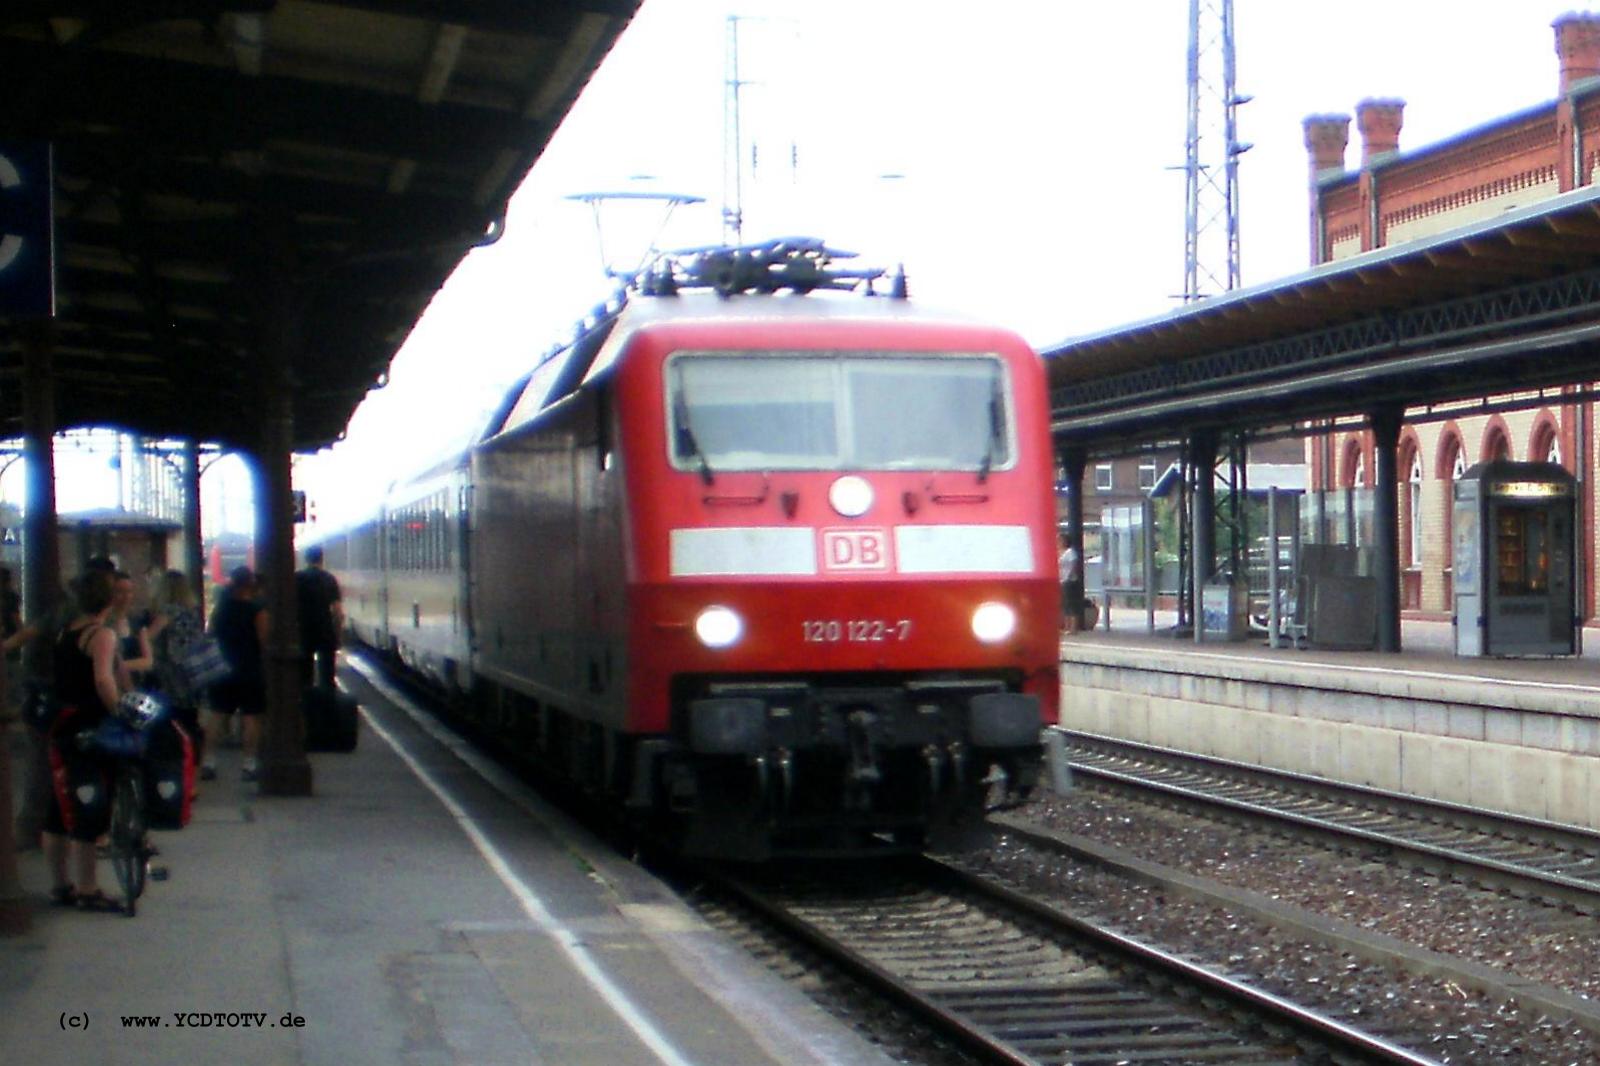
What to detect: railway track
<box><xmin>1048</xmin><ymin>729</ymin><xmax>1600</xmax><ymax>911</ymax></box>
<box><xmin>707</xmin><ymin>855</ymin><xmax>1436</xmax><ymax>1065</ymax></box>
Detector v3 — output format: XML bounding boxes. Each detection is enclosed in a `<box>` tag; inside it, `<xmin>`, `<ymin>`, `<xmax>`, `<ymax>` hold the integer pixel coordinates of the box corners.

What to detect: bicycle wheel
<box><xmin>108</xmin><ymin>767</ymin><xmax>148</xmax><ymax>916</ymax></box>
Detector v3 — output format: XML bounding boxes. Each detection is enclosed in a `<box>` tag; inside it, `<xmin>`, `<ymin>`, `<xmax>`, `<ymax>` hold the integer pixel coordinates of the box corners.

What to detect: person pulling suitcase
<box><xmin>295</xmin><ymin>547</ymin><xmax>358</xmax><ymax>753</ymax></box>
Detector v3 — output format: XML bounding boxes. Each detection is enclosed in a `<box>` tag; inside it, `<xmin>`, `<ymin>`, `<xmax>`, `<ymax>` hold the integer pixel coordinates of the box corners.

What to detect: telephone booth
<box><xmin>1453</xmin><ymin>461</ymin><xmax>1576</xmax><ymax>657</ymax></box>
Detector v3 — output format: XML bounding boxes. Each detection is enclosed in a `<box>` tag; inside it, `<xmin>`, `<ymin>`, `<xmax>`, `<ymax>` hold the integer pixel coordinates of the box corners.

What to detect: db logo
<box><xmin>821</xmin><ymin>528</ymin><xmax>890</xmax><ymax>571</ymax></box>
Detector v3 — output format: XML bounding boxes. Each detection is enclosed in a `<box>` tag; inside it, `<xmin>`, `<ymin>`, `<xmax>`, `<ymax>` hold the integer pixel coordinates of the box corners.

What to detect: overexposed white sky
<box><xmin>282</xmin><ymin>0</ymin><xmax>1598</xmax><ymax>530</ymax></box>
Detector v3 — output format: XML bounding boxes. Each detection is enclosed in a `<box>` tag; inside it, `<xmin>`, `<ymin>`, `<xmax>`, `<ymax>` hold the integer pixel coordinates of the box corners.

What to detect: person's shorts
<box><xmin>209</xmin><ymin>676</ymin><xmax>265</xmax><ymax>716</ymax></box>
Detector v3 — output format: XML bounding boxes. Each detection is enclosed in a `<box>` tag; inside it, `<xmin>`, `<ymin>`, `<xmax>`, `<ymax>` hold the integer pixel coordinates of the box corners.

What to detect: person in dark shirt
<box><xmin>42</xmin><ymin>569</ymin><xmax>126</xmax><ymax>911</ymax></box>
<box><xmin>10</xmin><ymin>582</ymin><xmax>77</xmax><ymax>851</ymax></box>
<box><xmin>295</xmin><ymin>545</ymin><xmax>343</xmax><ymax>692</ymax></box>
<box><xmin>204</xmin><ymin>566</ymin><xmax>268</xmax><ymax>783</ymax></box>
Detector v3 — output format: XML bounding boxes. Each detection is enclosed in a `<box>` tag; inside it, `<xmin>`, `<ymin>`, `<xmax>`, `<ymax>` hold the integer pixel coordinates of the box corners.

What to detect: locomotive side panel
<box><xmin>470</xmin><ymin>404</ymin><xmax>589</xmax><ymax>718</ymax></box>
<box><xmin>570</xmin><ymin>385</ymin><xmax>630</xmax><ymax>731</ymax></box>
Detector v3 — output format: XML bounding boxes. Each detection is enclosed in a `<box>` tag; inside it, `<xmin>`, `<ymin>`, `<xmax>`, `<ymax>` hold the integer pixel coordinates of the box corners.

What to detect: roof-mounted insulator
<box><xmin>624</xmin><ymin>237</ymin><xmax>896</xmax><ymax>298</ymax></box>
<box><xmin>890</xmin><ymin>263</ymin><xmax>908</xmax><ymax>300</ymax></box>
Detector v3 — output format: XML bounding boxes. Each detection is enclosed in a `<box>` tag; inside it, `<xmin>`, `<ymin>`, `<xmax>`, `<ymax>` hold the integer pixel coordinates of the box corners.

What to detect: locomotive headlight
<box><xmin>695</xmin><ymin>605</ymin><xmax>745</xmax><ymax>649</ymax></box>
<box><xmin>828</xmin><ymin>475</ymin><xmax>874</xmax><ymax>518</ymax></box>
<box><xmin>970</xmin><ymin>601</ymin><xmax>1017</xmax><ymax>644</ymax></box>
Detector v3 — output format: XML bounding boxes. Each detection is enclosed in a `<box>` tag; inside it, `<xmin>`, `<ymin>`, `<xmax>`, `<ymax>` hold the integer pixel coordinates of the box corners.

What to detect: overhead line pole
<box><xmin>722</xmin><ymin>15</ymin><xmax>745</xmax><ymax>245</ymax></box>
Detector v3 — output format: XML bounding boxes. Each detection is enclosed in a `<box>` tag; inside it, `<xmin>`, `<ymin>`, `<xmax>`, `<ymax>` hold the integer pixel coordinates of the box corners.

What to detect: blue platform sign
<box><xmin>0</xmin><ymin>140</ymin><xmax>55</xmax><ymax>318</ymax></box>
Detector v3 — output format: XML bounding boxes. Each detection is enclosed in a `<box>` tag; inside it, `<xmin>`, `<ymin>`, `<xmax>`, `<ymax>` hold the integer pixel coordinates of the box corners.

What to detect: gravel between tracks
<box><xmin>955</xmin><ymin>788</ymin><xmax>1600</xmax><ymax>1064</ymax></box>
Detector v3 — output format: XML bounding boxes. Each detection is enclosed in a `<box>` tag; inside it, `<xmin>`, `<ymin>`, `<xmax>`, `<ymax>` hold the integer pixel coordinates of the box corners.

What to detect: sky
<box><xmin>281</xmin><ymin>1</ymin><xmax>1600</xmax><ymax>531</ymax></box>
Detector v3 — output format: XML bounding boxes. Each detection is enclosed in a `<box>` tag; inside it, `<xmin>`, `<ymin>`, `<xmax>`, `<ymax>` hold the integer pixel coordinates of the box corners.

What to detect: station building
<box><xmin>1303</xmin><ymin>12</ymin><xmax>1600</xmax><ymax>619</ymax></box>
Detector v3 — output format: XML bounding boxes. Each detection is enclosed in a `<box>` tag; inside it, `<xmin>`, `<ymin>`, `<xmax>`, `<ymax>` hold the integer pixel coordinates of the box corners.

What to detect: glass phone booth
<box><xmin>1453</xmin><ymin>461</ymin><xmax>1576</xmax><ymax>657</ymax></box>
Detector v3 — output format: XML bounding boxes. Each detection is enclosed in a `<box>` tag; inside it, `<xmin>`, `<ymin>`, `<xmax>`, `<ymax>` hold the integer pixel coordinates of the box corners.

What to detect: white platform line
<box><xmin>1085</xmin><ymin>645</ymin><xmax>1600</xmax><ymax>696</ymax></box>
<box><xmin>354</xmin><ymin>681</ymin><xmax>698</xmax><ymax>1066</ymax></box>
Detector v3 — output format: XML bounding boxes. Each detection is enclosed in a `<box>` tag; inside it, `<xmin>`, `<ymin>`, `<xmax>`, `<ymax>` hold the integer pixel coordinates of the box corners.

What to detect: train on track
<box><xmin>321</xmin><ymin>238</ymin><xmax>1059</xmax><ymax>858</ymax></box>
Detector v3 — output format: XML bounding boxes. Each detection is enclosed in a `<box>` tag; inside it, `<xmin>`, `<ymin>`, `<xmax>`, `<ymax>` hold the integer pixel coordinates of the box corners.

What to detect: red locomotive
<box><xmin>326</xmin><ymin>239</ymin><xmax>1059</xmax><ymax>857</ymax></box>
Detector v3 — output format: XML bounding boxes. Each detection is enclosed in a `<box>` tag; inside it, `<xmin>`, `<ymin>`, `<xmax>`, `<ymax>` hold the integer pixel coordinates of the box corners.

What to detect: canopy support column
<box><xmin>1372</xmin><ymin>406</ymin><xmax>1403</xmax><ymax>653</ymax></box>
<box><xmin>1190</xmin><ymin>430</ymin><xmax>1218</xmax><ymax>643</ymax></box>
<box><xmin>182</xmin><ymin>440</ymin><xmax>204</xmax><ymax>609</ymax></box>
<box><xmin>253</xmin><ymin>273</ymin><xmax>312</xmax><ymax>797</ymax></box>
<box><xmin>21</xmin><ymin>327</ymin><xmax>60</xmax><ymax>636</ymax></box>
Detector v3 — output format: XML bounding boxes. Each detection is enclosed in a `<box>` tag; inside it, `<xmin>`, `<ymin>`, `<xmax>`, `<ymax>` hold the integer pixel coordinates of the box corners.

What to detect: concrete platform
<box><xmin>1061</xmin><ymin>616</ymin><xmax>1600</xmax><ymax>829</ymax></box>
<box><xmin>2</xmin><ymin>664</ymin><xmax>898</xmax><ymax>1066</ymax></box>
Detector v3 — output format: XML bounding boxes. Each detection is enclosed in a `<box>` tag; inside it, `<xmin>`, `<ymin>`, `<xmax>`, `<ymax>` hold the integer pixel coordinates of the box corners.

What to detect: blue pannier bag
<box><xmin>84</xmin><ymin>717</ymin><xmax>147</xmax><ymax>759</ymax></box>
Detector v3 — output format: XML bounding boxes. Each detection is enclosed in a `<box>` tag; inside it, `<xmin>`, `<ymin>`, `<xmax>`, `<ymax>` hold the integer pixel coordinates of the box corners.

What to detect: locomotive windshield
<box><xmin>668</xmin><ymin>352</ymin><xmax>1012</xmax><ymax>473</ymax></box>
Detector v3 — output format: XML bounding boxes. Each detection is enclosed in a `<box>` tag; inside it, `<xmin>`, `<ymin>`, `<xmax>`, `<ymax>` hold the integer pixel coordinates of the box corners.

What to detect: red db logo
<box><xmin>821</xmin><ymin>528</ymin><xmax>890</xmax><ymax>571</ymax></box>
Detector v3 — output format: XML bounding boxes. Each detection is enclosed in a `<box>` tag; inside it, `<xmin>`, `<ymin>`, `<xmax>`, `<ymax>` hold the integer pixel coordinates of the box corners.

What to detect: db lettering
<box><xmin>822</xmin><ymin>529</ymin><xmax>889</xmax><ymax>571</ymax></box>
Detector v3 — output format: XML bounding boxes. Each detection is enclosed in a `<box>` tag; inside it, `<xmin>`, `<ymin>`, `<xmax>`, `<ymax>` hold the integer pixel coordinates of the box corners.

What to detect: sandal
<box><xmin>74</xmin><ymin>890</ymin><xmax>123</xmax><ymax>913</ymax></box>
<box><xmin>49</xmin><ymin>885</ymin><xmax>77</xmax><ymax>907</ymax></box>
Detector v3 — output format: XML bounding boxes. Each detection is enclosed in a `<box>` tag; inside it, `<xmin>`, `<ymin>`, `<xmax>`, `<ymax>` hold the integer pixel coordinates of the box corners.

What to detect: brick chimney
<box><xmin>1303</xmin><ymin>114</ymin><xmax>1351</xmax><ymax>180</ymax></box>
<box><xmin>1355</xmin><ymin>98</ymin><xmax>1405</xmax><ymax>166</ymax></box>
<box><xmin>1555</xmin><ymin>12</ymin><xmax>1600</xmax><ymax>94</ymax></box>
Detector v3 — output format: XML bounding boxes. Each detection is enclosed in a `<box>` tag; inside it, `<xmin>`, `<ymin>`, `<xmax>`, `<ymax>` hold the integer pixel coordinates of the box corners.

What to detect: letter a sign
<box><xmin>0</xmin><ymin>141</ymin><xmax>54</xmax><ymax>318</ymax></box>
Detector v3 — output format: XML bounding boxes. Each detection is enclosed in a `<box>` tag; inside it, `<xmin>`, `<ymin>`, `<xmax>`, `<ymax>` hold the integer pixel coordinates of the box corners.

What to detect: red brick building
<box><xmin>1302</xmin><ymin>12</ymin><xmax>1600</xmax><ymax>617</ymax></box>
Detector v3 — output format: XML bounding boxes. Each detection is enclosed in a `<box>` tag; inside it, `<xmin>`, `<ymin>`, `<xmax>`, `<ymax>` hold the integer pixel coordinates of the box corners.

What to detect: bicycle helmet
<box><xmin>115</xmin><ymin>690</ymin><xmax>165</xmax><ymax>731</ymax></box>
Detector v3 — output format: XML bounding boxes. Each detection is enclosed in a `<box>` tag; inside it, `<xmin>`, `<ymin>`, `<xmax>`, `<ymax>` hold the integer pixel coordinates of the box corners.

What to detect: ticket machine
<box><xmin>1453</xmin><ymin>461</ymin><xmax>1576</xmax><ymax>657</ymax></box>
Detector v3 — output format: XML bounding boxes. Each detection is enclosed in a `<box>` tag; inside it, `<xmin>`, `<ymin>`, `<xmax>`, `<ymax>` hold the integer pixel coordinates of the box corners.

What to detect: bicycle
<box><xmin>106</xmin><ymin>757</ymin><xmax>159</xmax><ymax>916</ymax></box>
<box><xmin>81</xmin><ymin>691</ymin><xmax>170</xmax><ymax>917</ymax></box>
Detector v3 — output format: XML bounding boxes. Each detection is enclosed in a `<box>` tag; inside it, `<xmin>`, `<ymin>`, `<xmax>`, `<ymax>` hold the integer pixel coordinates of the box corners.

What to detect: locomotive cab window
<box><xmin>668</xmin><ymin>352</ymin><xmax>1013</xmax><ymax>473</ymax></box>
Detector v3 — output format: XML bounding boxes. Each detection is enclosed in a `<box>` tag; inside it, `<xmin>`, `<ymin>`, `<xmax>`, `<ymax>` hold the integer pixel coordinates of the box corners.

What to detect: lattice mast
<box><xmin>1183</xmin><ymin>0</ymin><xmax>1250</xmax><ymax>301</ymax></box>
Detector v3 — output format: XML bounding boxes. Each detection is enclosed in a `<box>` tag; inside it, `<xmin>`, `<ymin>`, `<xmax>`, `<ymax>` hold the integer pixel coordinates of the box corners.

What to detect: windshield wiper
<box><xmin>672</xmin><ymin>370</ymin><xmax>715</xmax><ymax>485</ymax></box>
<box><xmin>976</xmin><ymin>368</ymin><xmax>1005</xmax><ymax>483</ymax></box>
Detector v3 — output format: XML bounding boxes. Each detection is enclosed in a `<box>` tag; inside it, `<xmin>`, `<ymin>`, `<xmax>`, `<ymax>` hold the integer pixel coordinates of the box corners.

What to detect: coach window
<box><xmin>433</xmin><ymin>494</ymin><xmax>445</xmax><ymax>570</ymax></box>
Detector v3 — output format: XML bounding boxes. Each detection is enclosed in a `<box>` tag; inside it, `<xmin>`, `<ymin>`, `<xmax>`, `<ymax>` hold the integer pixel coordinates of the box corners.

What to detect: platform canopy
<box><xmin>0</xmin><ymin>0</ymin><xmax>640</xmax><ymax>450</ymax></box>
<box><xmin>1045</xmin><ymin>184</ymin><xmax>1600</xmax><ymax>446</ymax></box>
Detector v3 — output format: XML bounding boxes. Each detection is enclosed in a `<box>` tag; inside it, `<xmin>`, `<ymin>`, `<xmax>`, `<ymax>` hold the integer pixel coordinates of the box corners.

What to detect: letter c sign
<box><xmin>0</xmin><ymin>154</ymin><xmax>23</xmax><ymax>272</ymax></box>
<box><xmin>0</xmin><ymin>141</ymin><xmax>54</xmax><ymax>318</ymax></box>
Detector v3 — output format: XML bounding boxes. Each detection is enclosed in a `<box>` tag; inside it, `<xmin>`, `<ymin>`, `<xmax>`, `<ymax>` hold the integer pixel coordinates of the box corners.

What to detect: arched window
<box><xmin>1531</xmin><ymin>415</ymin><xmax>1561</xmax><ymax>468</ymax></box>
<box><xmin>1439</xmin><ymin>430</ymin><xmax>1465</xmax><ymax>603</ymax></box>
<box><xmin>1484</xmin><ymin>424</ymin><xmax>1511</xmax><ymax>463</ymax></box>
<box><xmin>1342</xmin><ymin>436</ymin><xmax>1365</xmax><ymax>488</ymax></box>
<box><xmin>1406</xmin><ymin>449</ymin><xmax>1423</xmax><ymax>567</ymax></box>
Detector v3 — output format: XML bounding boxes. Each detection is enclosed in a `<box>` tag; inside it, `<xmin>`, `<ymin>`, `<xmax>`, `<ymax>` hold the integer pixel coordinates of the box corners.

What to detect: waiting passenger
<box><xmin>1059</xmin><ymin>535</ymin><xmax>1084</xmax><ymax>634</ymax></box>
<box><xmin>295</xmin><ymin>546</ymin><xmax>343</xmax><ymax>692</ymax></box>
<box><xmin>110</xmin><ymin>569</ymin><xmax>153</xmax><ymax>682</ymax></box>
<box><xmin>204</xmin><ymin>567</ymin><xmax>268</xmax><ymax>782</ymax></box>
<box><xmin>10</xmin><ymin>581</ymin><xmax>78</xmax><ymax>851</ymax></box>
<box><xmin>41</xmin><ymin>570</ymin><xmax>128</xmax><ymax>912</ymax></box>
<box><xmin>149</xmin><ymin>570</ymin><xmax>206</xmax><ymax>772</ymax></box>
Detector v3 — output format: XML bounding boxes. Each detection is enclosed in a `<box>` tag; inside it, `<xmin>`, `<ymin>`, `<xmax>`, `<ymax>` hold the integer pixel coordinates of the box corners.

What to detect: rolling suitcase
<box><xmin>303</xmin><ymin>686</ymin><xmax>359</xmax><ymax>753</ymax></box>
